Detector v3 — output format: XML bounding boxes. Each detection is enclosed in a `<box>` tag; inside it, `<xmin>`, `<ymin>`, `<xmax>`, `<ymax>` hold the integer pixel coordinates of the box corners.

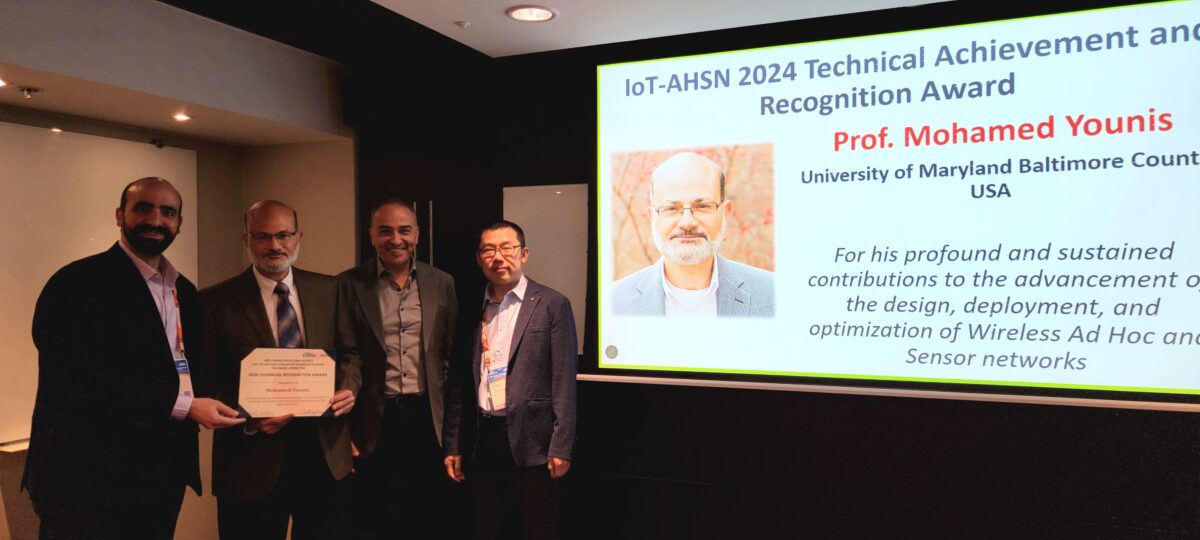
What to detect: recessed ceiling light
<box><xmin>173</xmin><ymin>112</ymin><xmax>191</xmax><ymax>122</ymax></box>
<box><xmin>506</xmin><ymin>5</ymin><xmax>555</xmax><ymax>22</ymax></box>
<box><xmin>0</xmin><ymin>78</ymin><xmax>7</xmax><ymax>88</ymax></box>
<box><xmin>50</xmin><ymin>127</ymin><xmax>62</xmax><ymax>133</ymax></box>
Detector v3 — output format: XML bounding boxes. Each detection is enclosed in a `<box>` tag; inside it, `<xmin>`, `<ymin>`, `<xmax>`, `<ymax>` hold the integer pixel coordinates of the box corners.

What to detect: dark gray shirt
<box><xmin>377</xmin><ymin>259</ymin><xmax>424</xmax><ymax>396</ymax></box>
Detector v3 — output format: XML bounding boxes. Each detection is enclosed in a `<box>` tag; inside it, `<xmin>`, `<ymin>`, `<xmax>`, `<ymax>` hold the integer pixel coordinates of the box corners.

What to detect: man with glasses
<box><xmin>336</xmin><ymin>199</ymin><xmax>459</xmax><ymax>539</ymax></box>
<box><xmin>198</xmin><ymin>199</ymin><xmax>359</xmax><ymax>539</ymax></box>
<box><xmin>612</xmin><ymin>151</ymin><xmax>775</xmax><ymax>316</ymax></box>
<box><xmin>443</xmin><ymin>220</ymin><xmax>578</xmax><ymax>540</ymax></box>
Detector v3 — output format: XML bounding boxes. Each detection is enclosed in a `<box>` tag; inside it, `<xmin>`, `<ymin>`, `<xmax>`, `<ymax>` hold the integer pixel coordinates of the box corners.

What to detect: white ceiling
<box><xmin>372</xmin><ymin>0</ymin><xmax>948</xmax><ymax>57</ymax></box>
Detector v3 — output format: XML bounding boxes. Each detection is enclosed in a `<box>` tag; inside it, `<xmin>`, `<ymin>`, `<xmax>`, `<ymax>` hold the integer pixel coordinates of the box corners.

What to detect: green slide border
<box><xmin>593</xmin><ymin>0</ymin><xmax>1197</xmax><ymax>398</ymax></box>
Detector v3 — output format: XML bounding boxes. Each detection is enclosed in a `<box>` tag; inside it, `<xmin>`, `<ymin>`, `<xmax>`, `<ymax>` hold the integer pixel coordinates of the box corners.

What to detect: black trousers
<box><xmin>37</xmin><ymin>486</ymin><xmax>185</xmax><ymax>540</ymax></box>
<box><xmin>350</xmin><ymin>394</ymin><xmax>450</xmax><ymax>540</ymax></box>
<box><xmin>471</xmin><ymin>413</ymin><xmax>560</xmax><ymax>540</ymax></box>
<box><xmin>217</xmin><ymin>420</ymin><xmax>348</xmax><ymax>540</ymax></box>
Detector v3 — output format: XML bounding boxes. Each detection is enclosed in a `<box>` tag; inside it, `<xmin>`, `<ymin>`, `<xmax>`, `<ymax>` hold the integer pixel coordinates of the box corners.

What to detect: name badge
<box><xmin>487</xmin><ymin>365</ymin><xmax>507</xmax><ymax>411</ymax></box>
<box><xmin>175</xmin><ymin>356</ymin><xmax>194</xmax><ymax>397</ymax></box>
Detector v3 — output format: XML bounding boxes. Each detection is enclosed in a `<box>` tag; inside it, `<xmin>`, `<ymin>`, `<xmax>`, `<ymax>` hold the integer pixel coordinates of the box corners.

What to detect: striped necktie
<box><xmin>274</xmin><ymin>282</ymin><xmax>303</xmax><ymax>348</ymax></box>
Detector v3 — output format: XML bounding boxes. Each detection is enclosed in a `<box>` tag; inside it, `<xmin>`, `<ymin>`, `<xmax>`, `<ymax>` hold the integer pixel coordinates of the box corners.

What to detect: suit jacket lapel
<box><xmin>507</xmin><ymin>281</ymin><xmax>541</xmax><ymax>366</ymax></box>
<box><xmin>106</xmin><ymin>244</ymin><xmax>175</xmax><ymax>361</ymax></box>
<box><xmin>716</xmin><ymin>256</ymin><xmax>749</xmax><ymax>316</ymax></box>
<box><xmin>634</xmin><ymin>260</ymin><xmax>666</xmax><ymax>315</ymax></box>
<box><xmin>352</xmin><ymin>259</ymin><xmax>387</xmax><ymax>351</ymax></box>
<box><xmin>417</xmin><ymin>262</ymin><xmax>437</xmax><ymax>349</ymax></box>
<box><xmin>236</xmin><ymin>268</ymin><xmax>276</xmax><ymax>346</ymax></box>
<box><xmin>293</xmin><ymin>269</ymin><xmax>329</xmax><ymax>347</ymax></box>
<box><xmin>472</xmin><ymin>312</ymin><xmax>484</xmax><ymax>389</ymax></box>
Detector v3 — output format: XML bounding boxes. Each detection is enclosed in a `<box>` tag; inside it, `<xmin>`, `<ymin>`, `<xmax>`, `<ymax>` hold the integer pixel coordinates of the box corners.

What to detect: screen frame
<box><xmin>585</xmin><ymin>0</ymin><xmax>1200</xmax><ymax>410</ymax></box>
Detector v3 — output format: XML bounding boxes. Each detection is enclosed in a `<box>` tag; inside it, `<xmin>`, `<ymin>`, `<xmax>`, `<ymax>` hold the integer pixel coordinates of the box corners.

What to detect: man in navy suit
<box><xmin>443</xmin><ymin>220</ymin><xmax>577</xmax><ymax>540</ymax></box>
<box><xmin>24</xmin><ymin>177</ymin><xmax>244</xmax><ymax>539</ymax></box>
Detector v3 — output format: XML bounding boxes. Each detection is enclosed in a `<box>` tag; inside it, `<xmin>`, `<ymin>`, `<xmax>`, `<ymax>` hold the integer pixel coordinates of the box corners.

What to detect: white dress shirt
<box><xmin>252</xmin><ymin>266</ymin><xmax>306</xmax><ymax>347</ymax></box>
<box><xmin>479</xmin><ymin>275</ymin><xmax>528</xmax><ymax>415</ymax></box>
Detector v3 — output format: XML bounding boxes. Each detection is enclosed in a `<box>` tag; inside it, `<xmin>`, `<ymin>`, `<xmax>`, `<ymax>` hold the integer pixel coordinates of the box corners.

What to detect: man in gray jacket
<box><xmin>611</xmin><ymin>152</ymin><xmax>774</xmax><ymax>317</ymax></box>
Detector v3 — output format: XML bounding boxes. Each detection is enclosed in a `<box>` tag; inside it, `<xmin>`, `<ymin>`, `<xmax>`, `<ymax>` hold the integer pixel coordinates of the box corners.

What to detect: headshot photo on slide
<box><xmin>611</xmin><ymin>144</ymin><xmax>775</xmax><ymax>317</ymax></box>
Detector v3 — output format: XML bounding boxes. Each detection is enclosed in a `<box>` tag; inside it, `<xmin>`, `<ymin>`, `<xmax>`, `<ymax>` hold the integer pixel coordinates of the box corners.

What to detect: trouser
<box><xmin>350</xmin><ymin>394</ymin><xmax>450</xmax><ymax>539</ymax></box>
<box><xmin>471</xmin><ymin>413</ymin><xmax>560</xmax><ymax>540</ymax></box>
<box><xmin>217</xmin><ymin>420</ymin><xmax>348</xmax><ymax>540</ymax></box>
<box><xmin>37</xmin><ymin>485</ymin><xmax>185</xmax><ymax>540</ymax></box>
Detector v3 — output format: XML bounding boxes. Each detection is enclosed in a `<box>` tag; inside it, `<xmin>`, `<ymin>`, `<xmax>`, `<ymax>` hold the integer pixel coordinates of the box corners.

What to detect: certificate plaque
<box><xmin>238</xmin><ymin>348</ymin><xmax>335</xmax><ymax>418</ymax></box>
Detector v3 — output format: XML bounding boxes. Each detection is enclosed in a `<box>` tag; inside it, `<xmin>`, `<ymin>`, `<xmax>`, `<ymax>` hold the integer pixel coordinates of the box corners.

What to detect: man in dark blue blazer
<box><xmin>443</xmin><ymin>220</ymin><xmax>577</xmax><ymax>540</ymax></box>
<box><xmin>24</xmin><ymin>177</ymin><xmax>244</xmax><ymax>540</ymax></box>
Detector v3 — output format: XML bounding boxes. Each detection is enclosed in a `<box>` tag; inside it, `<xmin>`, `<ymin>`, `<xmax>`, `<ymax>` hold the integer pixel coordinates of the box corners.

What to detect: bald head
<box><xmin>243</xmin><ymin>200</ymin><xmax>302</xmax><ymax>281</ymax></box>
<box><xmin>244</xmin><ymin>200</ymin><xmax>299</xmax><ymax>232</ymax></box>
<box><xmin>370</xmin><ymin>200</ymin><xmax>419</xmax><ymax>273</ymax></box>
<box><xmin>120</xmin><ymin>177</ymin><xmax>182</xmax><ymax>215</ymax></box>
<box><xmin>650</xmin><ymin>152</ymin><xmax>725</xmax><ymax>203</ymax></box>
<box><xmin>370</xmin><ymin>199</ymin><xmax>416</xmax><ymax>227</ymax></box>
<box><xmin>115</xmin><ymin>177</ymin><xmax>183</xmax><ymax>261</ymax></box>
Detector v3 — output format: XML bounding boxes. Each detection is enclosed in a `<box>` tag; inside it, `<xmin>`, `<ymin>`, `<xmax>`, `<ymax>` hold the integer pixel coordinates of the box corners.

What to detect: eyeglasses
<box><xmin>478</xmin><ymin>244</ymin><xmax>524</xmax><ymax>258</ymax></box>
<box><xmin>650</xmin><ymin>201</ymin><xmax>724</xmax><ymax>218</ymax></box>
<box><xmin>248</xmin><ymin>231</ymin><xmax>297</xmax><ymax>243</ymax></box>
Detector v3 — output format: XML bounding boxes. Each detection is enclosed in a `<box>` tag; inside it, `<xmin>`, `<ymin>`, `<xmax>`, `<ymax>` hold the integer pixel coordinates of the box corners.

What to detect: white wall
<box><xmin>504</xmin><ymin>184</ymin><xmax>589</xmax><ymax>353</ymax></box>
<box><xmin>0</xmin><ymin>121</ymin><xmax>199</xmax><ymax>445</ymax></box>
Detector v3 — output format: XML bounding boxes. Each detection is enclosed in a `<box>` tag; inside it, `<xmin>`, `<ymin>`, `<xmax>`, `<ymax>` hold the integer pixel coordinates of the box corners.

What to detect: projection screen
<box><xmin>595</xmin><ymin>1</ymin><xmax>1200</xmax><ymax>409</ymax></box>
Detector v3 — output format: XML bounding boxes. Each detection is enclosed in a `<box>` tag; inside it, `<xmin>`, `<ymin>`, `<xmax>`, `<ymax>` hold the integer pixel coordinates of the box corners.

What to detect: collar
<box><xmin>253</xmin><ymin>264</ymin><xmax>296</xmax><ymax>294</ymax></box>
<box><xmin>118</xmin><ymin>237</ymin><xmax>178</xmax><ymax>286</ymax></box>
<box><xmin>659</xmin><ymin>256</ymin><xmax>718</xmax><ymax>294</ymax></box>
<box><xmin>484</xmin><ymin>275</ymin><xmax>528</xmax><ymax>305</ymax></box>
<box><xmin>377</xmin><ymin>257</ymin><xmax>417</xmax><ymax>280</ymax></box>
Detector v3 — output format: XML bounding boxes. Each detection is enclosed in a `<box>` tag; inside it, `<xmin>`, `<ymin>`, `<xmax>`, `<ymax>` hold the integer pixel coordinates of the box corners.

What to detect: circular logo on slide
<box><xmin>604</xmin><ymin>345</ymin><xmax>618</xmax><ymax>359</ymax></box>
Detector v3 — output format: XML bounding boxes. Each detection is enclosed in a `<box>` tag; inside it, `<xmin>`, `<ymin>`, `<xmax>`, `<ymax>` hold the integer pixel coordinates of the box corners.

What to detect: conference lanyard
<box><xmin>481</xmin><ymin>301</ymin><xmax>507</xmax><ymax>411</ymax></box>
<box><xmin>171</xmin><ymin>289</ymin><xmax>193</xmax><ymax>395</ymax></box>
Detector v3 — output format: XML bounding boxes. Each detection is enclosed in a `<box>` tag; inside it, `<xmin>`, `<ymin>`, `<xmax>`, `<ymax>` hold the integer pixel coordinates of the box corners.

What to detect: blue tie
<box><xmin>274</xmin><ymin>282</ymin><xmax>303</xmax><ymax>348</ymax></box>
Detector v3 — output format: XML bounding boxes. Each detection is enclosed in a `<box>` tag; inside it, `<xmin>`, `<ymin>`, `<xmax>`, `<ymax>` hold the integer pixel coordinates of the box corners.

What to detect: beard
<box><xmin>123</xmin><ymin>223</ymin><xmax>176</xmax><ymax>256</ymax></box>
<box><xmin>250</xmin><ymin>244</ymin><xmax>300</xmax><ymax>275</ymax></box>
<box><xmin>652</xmin><ymin>217</ymin><xmax>726</xmax><ymax>266</ymax></box>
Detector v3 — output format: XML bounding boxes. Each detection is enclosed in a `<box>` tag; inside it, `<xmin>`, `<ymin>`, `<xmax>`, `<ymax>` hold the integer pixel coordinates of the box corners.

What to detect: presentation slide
<box><xmin>597</xmin><ymin>1</ymin><xmax>1200</xmax><ymax>399</ymax></box>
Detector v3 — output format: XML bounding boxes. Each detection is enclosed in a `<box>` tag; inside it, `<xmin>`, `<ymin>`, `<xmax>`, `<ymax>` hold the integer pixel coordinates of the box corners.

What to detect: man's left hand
<box><xmin>548</xmin><ymin>456</ymin><xmax>571</xmax><ymax>479</ymax></box>
<box><xmin>330</xmin><ymin>389</ymin><xmax>356</xmax><ymax>417</ymax></box>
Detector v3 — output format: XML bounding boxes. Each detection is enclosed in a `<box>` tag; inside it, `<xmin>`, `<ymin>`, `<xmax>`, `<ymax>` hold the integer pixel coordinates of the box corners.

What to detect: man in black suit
<box><xmin>443</xmin><ymin>220</ymin><xmax>578</xmax><ymax>540</ymax></box>
<box><xmin>337</xmin><ymin>199</ymin><xmax>458</xmax><ymax>539</ymax></box>
<box><xmin>24</xmin><ymin>177</ymin><xmax>245</xmax><ymax>540</ymax></box>
<box><xmin>198</xmin><ymin>200</ymin><xmax>359</xmax><ymax>539</ymax></box>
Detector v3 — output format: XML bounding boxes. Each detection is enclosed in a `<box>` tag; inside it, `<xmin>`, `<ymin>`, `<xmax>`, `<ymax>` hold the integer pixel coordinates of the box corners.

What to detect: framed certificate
<box><xmin>238</xmin><ymin>348</ymin><xmax>335</xmax><ymax>418</ymax></box>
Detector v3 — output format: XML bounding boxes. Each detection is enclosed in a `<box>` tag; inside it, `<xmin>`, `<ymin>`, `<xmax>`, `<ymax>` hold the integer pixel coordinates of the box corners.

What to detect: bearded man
<box><xmin>611</xmin><ymin>152</ymin><xmax>775</xmax><ymax>317</ymax></box>
<box><xmin>25</xmin><ymin>177</ymin><xmax>245</xmax><ymax>539</ymax></box>
<box><xmin>197</xmin><ymin>199</ymin><xmax>359</xmax><ymax>539</ymax></box>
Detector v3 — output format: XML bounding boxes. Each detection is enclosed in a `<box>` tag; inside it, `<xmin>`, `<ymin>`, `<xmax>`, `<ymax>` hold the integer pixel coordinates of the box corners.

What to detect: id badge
<box><xmin>487</xmin><ymin>365</ymin><xmax>507</xmax><ymax>411</ymax></box>
<box><xmin>175</xmin><ymin>356</ymin><xmax>194</xmax><ymax>397</ymax></box>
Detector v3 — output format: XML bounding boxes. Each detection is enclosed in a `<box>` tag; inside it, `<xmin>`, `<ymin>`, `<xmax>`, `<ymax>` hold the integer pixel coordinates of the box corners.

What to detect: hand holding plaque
<box><xmin>238</xmin><ymin>348</ymin><xmax>336</xmax><ymax>418</ymax></box>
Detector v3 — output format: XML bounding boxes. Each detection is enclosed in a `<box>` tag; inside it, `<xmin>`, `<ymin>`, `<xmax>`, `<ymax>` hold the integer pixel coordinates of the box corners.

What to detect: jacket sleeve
<box><xmin>335</xmin><ymin>279</ymin><xmax>363</xmax><ymax>396</ymax></box>
<box><xmin>547</xmin><ymin>296</ymin><xmax>578</xmax><ymax>460</ymax></box>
